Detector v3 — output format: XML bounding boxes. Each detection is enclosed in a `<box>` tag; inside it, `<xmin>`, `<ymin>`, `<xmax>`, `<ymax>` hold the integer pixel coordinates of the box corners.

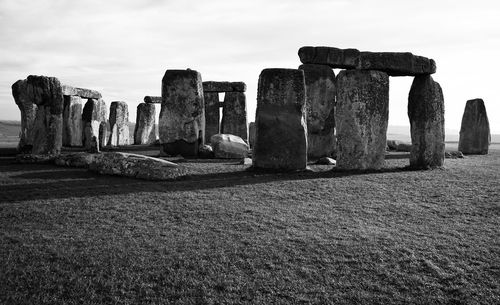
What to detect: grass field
<box><xmin>0</xmin><ymin>146</ymin><xmax>499</xmax><ymax>304</ymax></box>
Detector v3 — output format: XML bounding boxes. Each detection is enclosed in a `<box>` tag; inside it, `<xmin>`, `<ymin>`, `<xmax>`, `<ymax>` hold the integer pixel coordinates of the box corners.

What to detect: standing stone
<box><xmin>248</xmin><ymin>122</ymin><xmax>256</xmax><ymax>148</ymax></box>
<box><xmin>221</xmin><ymin>92</ymin><xmax>248</xmax><ymax>142</ymax></box>
<box><xmin>408</xmin><ymin>75</ymin><xmax>445</xmax><ymax>168</ymax></box>
<box><xmin>204</xmin><ymin>92</ymin><xmax>220</xmax><ymax>142</ymax></box>
<box><xmin>253</xmin><ymin>69</ymin><xmax>307</xmax><ymax>170</ymax></box>
<box><xmin>108</xmin><ymin>101</ymin><xmax>130</xmax><ymax>146</ymax></box>
<box><xmin>25</xmin><ymin>75</ymin><xmax>64</xmax><ymax>155</ymax></box>
<box><xmin>458</xmin><ymin>99</ymin><xmax>490</xmax><ymax>154</ymax></box>
<box><xmin>134</xmin><ymin>103</ymin><xmax>157</xmax><ymax>145</ymax></box>
<box><xmin>82</xmin><ymin>98</ymin><xmax>107</xmax><ymax>150</ymax></box>
<box><xmin>98</xmin><ymin>122</ymin><xmax>108</xmax><ymax>149</ymax></box>
<box><xmin>62</xmin><ymin>95</ymin><xmax>83</xmax><ymax>147</ymax></box>
<box><xmin>159</xmin><ymin>69</ymin><xmax>205</xmax><ymax>157</ymax></box>
<box><xmin>12</xmin><ymin>79</ymin><xmax>37</xmax><ymax>152</ymax></box>
<box><xmin>299</xmin><ymin>64</ymin><xmax>337</xmax><ymax>159</ymax></box>
<box><xmin>335</xmin><ymin>70</ymin><xmax>389</xmax><ymax>170</ymax></box>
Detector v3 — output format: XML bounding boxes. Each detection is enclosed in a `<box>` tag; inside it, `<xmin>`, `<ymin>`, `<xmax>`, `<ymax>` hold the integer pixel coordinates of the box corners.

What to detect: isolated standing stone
<box><xmin>458</xmin><ymin>99</ymin><xmax>490</xmax><ymax>154</ymax></box>
<box><xmin>12</xmin><ymin>79</ymin><xmax>37</xmax><ymax>152</ymax></box>
<box><xmin>204</xmin><ymin>92</ymin><xmax>220</xmax><ymax>142</ymax></box>
<box><xmin>108</xmin><ymin>101</ymin><xmax>130</xmax><ymax>146</ymax></box>
<box><xmin>299</xmin><ymin>64</ymin><xmax>336</xmax><ymax>158</ymax></box>
<box><xmin>221</xmin><ymin>92</ymin><xmax>248</xmax><ymax>141</ymax></box>
<box><xmin>62</xmin><ymin>95</ymin><xmax>83</xmax><ymax>147</ymax></box>
<box><xmin>408</xmin><ymin>75</ymin><xmax>445</xmax><ymax>168</ymax></box>
<box><xmin>159</xmin><ymin>69</ymin><xmax>205</xmax><ymax>157</ymax></box>
<box><xmin>82</xmin><ymin>98</ymin><xmax>107</xmax><ymax>149</ymax></box>
<box><xmin>253</xmin><ymin>69</ymin><xmax>307</xmax><ymax>170</ymax></box>
<box><xmin>335</xmin><ymin>70</ymin><xmax>389</xmax><ymax>170</ymax></box>
<box><xmin>134</xmin><ymin>103</ymin><xmax>157</xmax><ymax>145</ymax></box>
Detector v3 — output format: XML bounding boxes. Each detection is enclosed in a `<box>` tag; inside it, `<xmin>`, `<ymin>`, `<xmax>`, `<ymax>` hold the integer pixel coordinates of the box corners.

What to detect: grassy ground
<box><xmin>0</xmin><ymin>148</ymin><xmax>499</xmax><ymax>304</ymax></box>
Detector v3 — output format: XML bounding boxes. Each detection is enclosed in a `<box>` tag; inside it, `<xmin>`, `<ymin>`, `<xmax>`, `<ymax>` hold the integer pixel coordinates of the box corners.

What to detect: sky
<box><xmin>1</xmin><ymin>0</ymin><xmax>499</xmax><ymax>134</ymax></box>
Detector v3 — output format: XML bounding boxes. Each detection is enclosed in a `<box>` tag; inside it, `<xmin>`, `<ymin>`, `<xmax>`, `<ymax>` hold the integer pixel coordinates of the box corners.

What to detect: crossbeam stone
<box><xmin>203</xmin><ymin>81</ymin><xmax>246</xmax><ymax>92</ymax></box>
<box><xmin>62</xmin><ymin>85</ymin><xmax>102</xmax><ymax>99</ymax></box>
<box><xmin>144</xmin><ymin>96</ymin><xmax>163</xmax><ymax>104</ymax></box>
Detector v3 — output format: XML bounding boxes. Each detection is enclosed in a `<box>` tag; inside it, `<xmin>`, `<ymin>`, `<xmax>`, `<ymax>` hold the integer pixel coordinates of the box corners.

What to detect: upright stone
<box><xmin>299</xmin><ymin>64</ymin><xmax>336</xmax><ymax>159</ymax></box>
<box><xmin>98</xmin><ymin>122</ymin><xmax>108</xmax><ymax>149</ymax></box>
<box><xmin>408</xmin><ymin>75</ymin><xmax>445</xmax><ymax>168</ymax></box>
<box><xmin>12</xmin><ymin>79</ymin><xmax>37</xmax><ymax>152</ymax></box>
<box><xmin>221</xmin><ymin>92</ymin><xmax>248</xmax><ymax>142</ymax></box>
<box><xmin>82</xmin><ymin>98</ymin><xmax>107</xmax><ymax>150</ymax></box>
<box><xmin>108</xmin><ymin>101</ymin><xmax>130</xmax><ymax>146</ymax></box>
<box><xmin>335</xmin><ymin>70</ymin><xmax>389</xmax><ymax>170</ymax></box>
<box><xmin>458</xmin><ymin>99</ymin><xmax>490</xmax><ymax>154</ymax></box>
<box><xmin>159</xmin><ymin>69</ymin><xmax>205</xmax><ymax>157</ymax></box>
<box><xmin>25</xmin><ymin>75</ymin><xmax>64</xmax><ymax>155</ymax></box>
<box><xmin>253</xmin><ymin>69</ymin><xmax>307</xmax><ymax>170</ymax></box>
<box><xmin>62</xmin><ymin>95</ymin><xmax>83</xmax><ymax>146</ymax></box>
<box><xmin>248</xmin><ymin>122</ymin><xmax>256</xmax><ymax>148</ymax></box>
<box><xmin>134</xmin><ymin>103</ymin><xmax>157</xmax><ymax>145</ymax></box>
<box><xmin>204</xmin><ymin>92</ymin><xmax>220</xmax><ymax>142</ymax></box>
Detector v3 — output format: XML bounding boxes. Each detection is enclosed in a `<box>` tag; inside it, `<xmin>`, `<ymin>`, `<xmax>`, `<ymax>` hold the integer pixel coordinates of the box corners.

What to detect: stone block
<box><xmin>82</xmin><ymin>98</ymin><xmax>107</xmax><ymax>149</ymax></box>
<box><xmin>221</xmin><ymin>92</ymin><xmax>248</xmax><ymax>141</ymax></box>
<box><xmin>108</xmin><ymin>101</ymin><xmax>130</xmax><ymax>146</ymax></box>
<box><xmin>62</xmin><ymin>95</ymin><xmax>83</xmax><ymax>147</ymax></box>
<box><xmin>204</xmin><ymin>92</ymin><xmax>220</xmax><ymax>142</ymax></box>
<box><xmin>203</xmin><ymin>81</ymin><xmax>246</xmax><ymax>92</ymax></box>
<box><xmin>211</xmin><ymin>134</ymin><xmax>249</xmax><ymax>159</ymax></box>
<box><xmin>12</xmin><ymin>79</ymin><xmax>37</xmax><ymax>152</ymax></box>
<box><xmin>458</xmin><ymin>99</ymin><xmax>490</xmax><ymax>154</ymax></box>
<box><xmin>134</xmin><ymin>103</ymin><xmax>157</xmax><ymax>145</ymax></box>
<box><xmin>144</xmin><ymin>96</ymin><xmax>162</xmax><ymax>104</ymax></box>
<box><xmin>62</xmin><ymin>85</ymin><xmax>102</xmax><ymax>99</ymax></box>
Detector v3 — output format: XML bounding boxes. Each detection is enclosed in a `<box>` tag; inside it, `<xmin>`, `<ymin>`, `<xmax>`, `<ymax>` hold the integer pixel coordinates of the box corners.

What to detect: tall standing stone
<box><xmin>248</xmin><ymin>122</ymin><xmax>256</xmax><ymax>148</ymax></box>
<box><xmin>408</xmin><ymin>75</ymin><xmax>445</xmax><ymax>168</ymax></box>
<box><xmin>159</xmin><ymin>69</ymin><xmax>205</xmax><ymax>157</ymax></box>
<box><xmin>12</xmin><ymin>79</ymin><xmax>37</xmax><ymax>152</ymax></box>
<box><xmin>82</xmin><ymin>98</ymin><xmax>107</xmax><ymax>150</ymax></box>
<box><xmin>134</xmin><ymin>103</ymin><xmax>157</xmax><ymax>145</ymax></box>
<box><xmin>108</xmin><ymin>101</ymin><xmax>130</xmax><ymax>146</ymax></box>
<box><xmin>62</xmin><ymin>95</ymin><xmax>83</xmax><ymax>147</ymax></box>
<box><xmin>253</xmin><ymin>69</ymin><xmax>307</xmax><ymax>170</ymax></box>
<box><xmin>335</xmin><ymin>70</ymin><xmax>389</xmax><ymax>170</ymax></box>
<box><xmin>204</xmin><ymin>92</ymin><xmax>220</xmax><ymax>142</ymax></box>
<box><xmin>458</xmin><ymin>99</ymin><xmax>490</xmax><ymax>154</ymax></box>
<box><xmin>221</xmin><ymin>92</ymin><xmax>248</xmax><ymax>141</ymax></box>
<box><xmin>299</xmin><ymin>64</ymin><xmax>336</xmax><ymax>159</ymax></box>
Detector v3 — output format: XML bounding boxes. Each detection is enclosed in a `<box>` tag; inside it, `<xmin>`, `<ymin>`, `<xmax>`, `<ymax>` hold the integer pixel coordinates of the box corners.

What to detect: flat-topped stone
<box><xmin>134</xmin><ymin>103</ymin><xmax>157</xmax><ymax>145</ymax></box>
<box><xmin>458</xmin><ymin>98</ymin><xmax>490</xmax><ymax>155</ymax></box>
<box><xmin>144</xmin><ymin>96</ymin><xmax>162</xmax><ymax>104</ymax></box>
<box><xmin>203</xmin><ymin>81</ymin><xmax>247</xmax><ymax>92</ymax></box>
<box><xmin>108</xmin><ymin>101</ymin><xmax>130</xmax><ymax>146</ymax></box>
<box><xmin>62</xmin><ymin>85</ymin><xmax>102</xmax><ymax>99</ymax></box>
<box><xmin>12</xmin><ymin>79</ymin><xmax>37</xmax><ymax>152</ymax></box>
<box><xmin>298</xmin><ymin>46</ymin><xmax>436</xmax><ymax>76</ymax></box>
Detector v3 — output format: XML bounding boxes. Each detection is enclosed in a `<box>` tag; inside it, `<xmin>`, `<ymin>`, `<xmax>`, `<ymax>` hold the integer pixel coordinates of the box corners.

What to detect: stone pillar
<box><xmin>221</xmin><ymin>92</ymin><xmax>248</xmax><ymax>142</ymax></box>
<box><xmin>134</xmin><ymin>103</ymin><xmax>157</xmax><ymax>145</ymax></box>
<box><xmin>204</xmin><ymin>92</ymin><xmax>220</xmax><ymax>143</ymax></box>
<box><xmin>12</xmin><ymin>79</ymin><xmax>37</xmax><ymax>152</ymax></box>
<box><xmin>248</xmin><ymin>122</ymin><xmax>256</xmax><ymax>148</ymax></box>
<box><xmin>108</xmin><ymin>101</ymin><xmax>130</xmax><ymax>146</ymax></box>
<box><xmin>82</xmin><ymin>98</ymin><xmax>107</xmax><ymax>150</ymax></box>
<box><xmin>62</xmin><ymin>95</ymin><xmax>83</xmax><ymax>147</ymax></box>
<box><xmin>458</xmin><ymin>99</ymin><xmax>490</xmax><ymax>154</ymax></box>
<box><xmin>98</xmin><ymin>122</ymin><xmax>108</xmax><ymax>149</ymax></box>
<box><xmin>253</xmin><ymin>68</ymin><xmax>307</xmax><ymax>170</ymax></box>
<box><xmin>408</xmin><ymin>75</ymin><xmax>445</xmax><ymax>168</ymax></box>
<box><xmin>335</xmin><ymin>70</ymin><xmax>389</xmax><ymax>170</ymax></box>
<box><xmin>299</xmin><ymin>64</ymin><xmax>336</xmax><ymax>159</ymax></box>
<box><xmin>159</xmin><ymin>69</ymin><xmax>205</xmax><ymax>157</ymax></box>
<box><xmin>25</xmin><ymin>75</ymin><xmax>64</xmax><ymax>155</ymax></box>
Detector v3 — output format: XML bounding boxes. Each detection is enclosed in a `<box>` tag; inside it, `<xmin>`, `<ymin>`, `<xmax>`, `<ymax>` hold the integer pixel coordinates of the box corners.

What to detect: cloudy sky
<box><xmin>1</xmin><ymin>0</ymin><xmax>499</xmax><ymax>133</ymax></box>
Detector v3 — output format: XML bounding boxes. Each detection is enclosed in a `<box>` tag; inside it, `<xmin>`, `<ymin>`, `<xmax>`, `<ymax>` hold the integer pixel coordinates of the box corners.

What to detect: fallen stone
<box><xmin>248</xmin><ymin>122</ymin><xmax>256</xmax><ymax>148</ymax></box>
<box><xmin>386</xmin><ymin>140</ymin><xmax>412</xmax><ymax>152</ymax></box>
<box><xmin>253</xmin><ymin>69</ymin><xmax>307</xmax><ymax>170</ymax></box>
<box><xmin>336</xmin><ymin>70</ymin><xmax>389</xmax><ymax>170</ymax></box>
<box><xmin>198</xmin><ymin>144</ymin><xmax>214</xmax><ymax>159</ymax></box>
<box><xmin>54</xmin><ymin>152</ymin><xmax>97</xmax><ymax>168</ymax></box>
<box><xmin>204</xmin><ymin>92</ymin><xmax>220</xmax><ymax>142</ymax></box>
<box><xmin>62</xmin><ymin>95</ymin><xmax>83</xmax><ymax>147</ymax></box>
<box><xmin>144</xmin><ymin>96</ymin><xmax>162</xmax><ymax>104</ymax></box>
<box><xmin>445</xmin><ymin>151</ymin><xmax>464</xmax><ymax>159</ymax></box>
<box><xmin>108</xmin><ymin>101</ymin><xmax>130</xmax><ymax>146</ymax></box>
<box><xmin>240</xmin><ymin>157</ymin><xmax>252</xmax><ymax>165</ymax></box>
<box><xmin>12</xmin><ymin>79</ymin><xmax>37</xmax><ymax>152</ymax></box>
<box><xmin>89</xmin><ymin>152</ymin><xmax>188</xmax><ymax>180</ymax></box>
<box><xmin>203</xmin><ymin>81</ymin><xmax>247</xmax><ymax>92</ymax></box>
<box><xmin>408</xmin><ymin>75</ymin><xmax>445</xmax><ymax>168</ymax></box>
<box><xmin>221</xmin><ymin>92</ymin><xmax>248</xmax><ymax>141</ymax></box>
<box><xmin>15</xmin><ymin>153</ymin><xmax>57</xmax><ymax>164</ymax></box>
<box><xmin>82</xmin><ymin>98</ymin><xmax>107</xmax><ymax>149</ymax></box>
<box><xmin>211</xmin><ymin>134</ymin><xmax>249</xmax><ymax>159</ymax></box>
<box><xmin>315</xmin><ymin>157</ymin><xmax>336</xmax><ymax>165</ymax></box>
<box><xmin>62</xmin><ymin>85</ymin><xmax>102</xmax><ymax>99</ymax></box>
<box><xmin>458</xmin><ymin>99</ymin><xmax>490</xmax><ymax>154</ymax></box>
<box><xmin>134</xmin><ymin>103</ymin><xmax>157</xmax><ymax>145</ymax></box>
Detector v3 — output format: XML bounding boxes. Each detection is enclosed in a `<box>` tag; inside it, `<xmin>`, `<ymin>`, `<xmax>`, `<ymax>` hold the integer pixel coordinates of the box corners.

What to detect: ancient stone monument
<box><xmin>108</xmin><ymin>101</ymin><xmax>130</xmax><ymax>146</ymax></box>
<box><xmin>159</xmin><ymin>69</ymin><xmax>205</xmax><ymax>157</ymax></box>
<box><xmin>82</xmin><ymin>98</ymin><xmax>107</xmax><ymax>150</ymax></box>
<box><xmin>253</xmin><ymin>69</ymin><xmax>307</xmax><ymax>170</ymax></box>
<box><xmin>144</xmin><ymin>96</ymin><xmax>162</xmax><ymax>104</ymax></box>
<box><xmin>458</xmin><ymin>99</ymin><xmax>490</xmax><ymax>154</ymax></box>
<box><xmin>12</xmin><ymin>79</ymin><xmax>37</xmax><ymax>152</ymax></box>
<box><xmin>62</xmin><ymin>95</ymin><xmax>83</xmax><ymax>147</ymax></box>
<box><xmin>134</xmin><ymin>103</ymin><xmax>157</xmax><ymax>145</ymax></box>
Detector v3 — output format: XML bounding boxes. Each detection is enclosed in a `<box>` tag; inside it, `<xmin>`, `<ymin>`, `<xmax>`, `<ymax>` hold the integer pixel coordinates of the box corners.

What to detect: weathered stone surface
<box><xmin>144</xmin><ymin>96</ymin><xmax>162</xmax><ymax>104</ymax></box>
<box><xmin>253</xmin><ymin>69</ymin><xmax>307</xmax><ymax>170</ymax></box>
<box><xmin>15</xmin><ymin>153</ymin><xmax>57</xmax><ymax>164</ymax></box>
<box><xmin>221</xmin><ymin>92</ymin><xmax>248</xmax><ymax>141</ymax></box>
<box><xmin>198</xmin><ymin>144</ymin><xmax>214</xmax><ymax>159</ymax></box>
<box><xmin>159</xmin><ymin>69</ymin><xmax>205</xmax><ymax>157</ymax></box>
<box><xmin>248</xmin><ymin>122</ymin><xmax>256</xmax><ymax>148</ymax></box>
<box><xmin>298</xmin><ymin>46</ymin><xmax>436</xmax><ymax>76</ymax></box>
<box><xmin>204</xmin><ymin>92</ymin><xmax>220</xmax><ymax>142</ymax></box>
<box><xmin>55</xmin><ymin>152</ymin><xmax>97</xmax><ymax>168</ymax></box>
<box><xmin>211</xmin><ymin>134</ymin><xmax>249</xmax><ymax>159</ymax></box>
<box><xmin>62</xmin><ymin>85</ymin><xmax>102</xmax><ymax>99</ymax></box>
<box><xmin>458</xmin><ymin>99</ymin><xmax>490</xmax><ymax>154</ymax></box>
<box><xmin>134</xmin><ymin>103</ymin><xmax>157</xmax><ymax>145</ymax></box>
<box><xmin>299</xmin><ymin>64</ymin><xmax>336</xmax><ymax>158</ymax></box>
<box><xmin>89</xmin><ymin>152</ymin><xmax>187</xmax><ymax>180</ymax></box>
<box><xmin>108</xmin><ymin>101</ymin><xmax>130</xmax><ymax>146</ymax></box>
<box><xmin>12</xmin><ymin>79</ymin><xmax>37</xmax><ymax>152</ymax></box>
<box><xmin>203</xmin><ymin>81</ymin><xmax>246</xmax><ymax>92</ymax></box>
<box><xmin>408</xmin><ymin>75</ymin><xmax>445</xmax><ymax>168</ymax></box>
<box><xmin>62</xmin><ymin>95</ymin><xmax>83</xmax><ymax>147</ymax></box>
<box><xmin>82</xmin><ymin>98</ymin><xmax>107</xmax><ymax>149</ymax></box>
<box><xmin>25</xmin><ymin>75</ymin><xmax>64</xmax><ymax>155</ymax></box>
<box><xmin>386</xmin><ymin>140</ymin><xmax>412</xmax><ymax>152</ymax></box>
<box><xmin>445</xmin><ymin>151</ymin><xmax>464</xmax><ymax>159</ymax></box>
<box><xmin>98</xmin><ymin>122</ymin><xmax>108</xmax><ymax>149</ymax></box>
<box><xmin>336</xmin><ymin>70</ymin><xmax>389</xmax><ymax>170</ymax></box>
